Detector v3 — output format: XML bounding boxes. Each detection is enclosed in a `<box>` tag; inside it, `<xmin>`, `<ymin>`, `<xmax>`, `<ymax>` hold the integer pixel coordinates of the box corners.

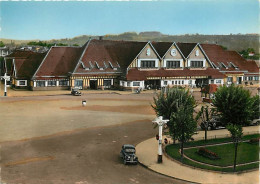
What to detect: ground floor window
<box><xmin>17</xmin><ymin>80</ymin><xmax>27</xmax><ymax>86</ymax></box>
<box><xmin>164</xmin><ymin>81</ymin><xmax>168</xmax><ymax>85</ymax></box>
<box><xmin>103</xmin><ymin>79</ymin><xmax>112</xmax><ymax>87</ymax></box>
<box><xmin>59</xmin><ymin>80</ymin><xmax>69</xmax><ymax>86</ymax></box>
<box><xmin>36</xmin><ymin>81</ymin><xmax>45</xmax><ymax>87</ymax></box>
<box><xmin>47</xmin><ymin>81</ymin><xmax>56</xmax><ymax>86</ymax></box>
<box><xmin>127</xmin><ymin>82</ymin><xmax>131</xmax><ymax>87</ymax></box>
<box><xmin>227</xmin><ymin>77</ymin><xmax>233</xmax><ymax>83</ymax></box>
<box><xmin>254</xmin><ymin>76</ymin><xmax>259</xmax><ymax>81</ymax></box>
<box><xmin>248</xmin><ymin>76</ymin><xmax>253</xmax><ymax>81</ymax></box>
<box><xmin>74</xmin><ymin>79</ymin><xmax>83</xmax><ymax>89</ymax></box>
<box><xmin>133</xmin><ymin>82</ymin><xmax>140</xmax><ymax>86</ymax></box>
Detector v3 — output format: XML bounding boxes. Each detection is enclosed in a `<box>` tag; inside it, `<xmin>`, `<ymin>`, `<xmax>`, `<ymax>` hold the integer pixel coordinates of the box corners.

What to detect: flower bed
<box><xmin>197</xmin><ymin>147</ymin><xmax>220</xmax><ymax>160</ymax></box>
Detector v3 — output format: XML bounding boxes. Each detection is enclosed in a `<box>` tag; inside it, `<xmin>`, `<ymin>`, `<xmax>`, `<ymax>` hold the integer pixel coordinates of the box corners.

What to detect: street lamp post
<box><xmin>153</xmin><ymin>116</ymin><xmax>169</xmax><ymax>163</ymax></box>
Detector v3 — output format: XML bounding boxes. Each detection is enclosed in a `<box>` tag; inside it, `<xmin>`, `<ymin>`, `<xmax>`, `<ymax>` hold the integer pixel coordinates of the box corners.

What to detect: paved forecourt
<box><xmin>136</xmin><ymin>126</ymin><xmax>259</xmax><ymax>184</ymax></box>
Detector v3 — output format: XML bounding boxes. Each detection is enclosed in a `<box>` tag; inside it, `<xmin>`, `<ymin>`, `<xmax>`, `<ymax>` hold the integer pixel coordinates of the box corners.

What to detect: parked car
<box><xmin>71</xmin><ymin>88</ymin><xmax>81</xmax><ymax>96</ymax></box>
<box><xmin>200</xmin><ymin>115</ymin><xmax>222</xmax><ymax>130</ymax></box>
<box><xmin>120</xmin><ymin>144</ymin><xmax>138</xmax><ymax>165</ymax></box>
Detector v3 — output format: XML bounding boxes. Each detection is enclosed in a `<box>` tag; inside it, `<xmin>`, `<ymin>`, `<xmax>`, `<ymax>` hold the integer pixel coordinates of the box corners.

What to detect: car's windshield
<box><xmin>125</xmin><ymin>148</ymin><xmax>135</xmax><ymax>153</ymax></box>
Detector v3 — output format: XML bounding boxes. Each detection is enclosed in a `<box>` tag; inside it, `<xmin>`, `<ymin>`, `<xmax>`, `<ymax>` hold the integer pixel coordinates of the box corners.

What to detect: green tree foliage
<box><xmin>213</xmin><ymin>85</ymin><xmax>254</xmax><ymax>126</ymax></box>
<box><xmin>226</xmin><ymin>124</ymin><xmax>243</xmax><ymax>171</ymax></box>
<box><xmin>73</xmin><ymin>44</ymin><xmax>79</xmax><ymax>46</ymax></box>
<box><xmin>0</xmin><ymin>41</ymin><xmax>5</xmax><ymax>47</ymax></box>
<box><xmin>250</xmin><ymin>95</ymin><xmax>260</xmax><ymax>120</ymax></box>
<box><xmin>27</xmin><ymin>41</ymin><xmax>68</xmax><ymax>48</ymax></box>
<box><xmin>152</xmin><ymin>87</ymin><xmax>196</xmax><ymax>147</ymax></box>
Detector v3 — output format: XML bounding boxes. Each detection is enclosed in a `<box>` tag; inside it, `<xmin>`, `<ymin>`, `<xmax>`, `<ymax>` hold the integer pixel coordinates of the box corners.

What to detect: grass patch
<box><xmin>165</xmin><ymin>134</ymin><xmax>260</xmax><ymax>172</ymax></box>
<box><xmin>185</xmin><ymin>142</ymin><xmax>259</xmax><ymax>166</ymax></box>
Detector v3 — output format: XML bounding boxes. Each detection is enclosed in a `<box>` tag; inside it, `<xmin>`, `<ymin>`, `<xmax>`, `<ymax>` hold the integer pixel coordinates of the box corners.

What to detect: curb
<box><xmin>137</xmin><ymin>160</ymin><xmax>200</xmax><ymax>184</ymax></box>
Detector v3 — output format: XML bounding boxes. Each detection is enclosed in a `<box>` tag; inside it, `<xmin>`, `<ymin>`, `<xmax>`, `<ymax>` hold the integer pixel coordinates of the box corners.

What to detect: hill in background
<box><xmin>1</xmin><ymin>32</ymin><xmax>259</xmax><ymax>53</ymax></box>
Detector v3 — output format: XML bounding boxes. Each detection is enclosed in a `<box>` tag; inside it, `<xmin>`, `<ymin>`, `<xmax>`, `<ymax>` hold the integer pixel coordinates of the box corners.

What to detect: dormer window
<box><xmin>103</xmin><ymin>61</ymin><xmax>108</xmax><ymax>69</ymax></box>
<box><xmin>195</xmin><ymin>50</ymin><xmax>199</xmax><ymax>56</ymax></box>
<box><xmin>221</xmin><ymin>62</ymin><xmax>228</xmax><ymax>69</ymax></box>
<box><xmin>95</xmin><ymin>61</ymin><xmax>100</xmax><ymax>69</ymax></box>
<box><xmin>89</xmin><ymin>61</ymin><xmax>94</xmax><ymax>68</ymax></box>
<box><xmin>229</xmin><ymin>62</ymin><xmax>239</xmax><ymax>70</ymax></box>
<box><xmin>171</xmin><ymin>49</ymin><xmax>177</xmax><ymax>56</ymax></box>
<box><xmin>146</xmin><ymin>48</ymin><xmax>151</xmax><ymax>56</ymax></box>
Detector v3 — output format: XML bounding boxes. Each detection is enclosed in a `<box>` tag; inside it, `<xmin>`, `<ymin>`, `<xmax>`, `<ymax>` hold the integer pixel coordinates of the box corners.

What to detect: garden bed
<box><xmin>165</xmin><ymin>134</ymin><xmax>260</xmax><ymax>172</ymax></box>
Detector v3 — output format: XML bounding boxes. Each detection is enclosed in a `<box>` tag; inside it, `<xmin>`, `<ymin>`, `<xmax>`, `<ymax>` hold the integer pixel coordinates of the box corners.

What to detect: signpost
<box><xmin>153</xmin><ymin>116</ymin><xmax>169</xmax><ymax>163</ymax></box>
<box><xmin>1</xmin><ymin>73</ymin><xmax>10</xmax><ymax>96</ymax></box>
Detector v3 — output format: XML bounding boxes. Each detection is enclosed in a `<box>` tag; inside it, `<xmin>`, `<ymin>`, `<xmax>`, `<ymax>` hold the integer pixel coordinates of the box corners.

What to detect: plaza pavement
<box><xmin>136</xmin><ymin>126</ymin><xmax>260</xmax><ymax>184</ymax></box>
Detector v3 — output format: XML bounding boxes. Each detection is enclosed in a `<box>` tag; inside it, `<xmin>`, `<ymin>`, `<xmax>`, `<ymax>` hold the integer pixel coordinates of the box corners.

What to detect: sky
<box><xmin>0</xmin><ymin>0</ymin><xmax>259</xmax><ymax>40</ymax></box>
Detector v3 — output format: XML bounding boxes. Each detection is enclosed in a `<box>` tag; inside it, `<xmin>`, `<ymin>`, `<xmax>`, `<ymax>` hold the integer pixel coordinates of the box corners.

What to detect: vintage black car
<box><xmin>120</xmin><ymin>144</ymin><xmax>138</xmax><ymax>165</ymax></box>
<box><xmin>71</xmin><ymin>88</ymin><xmax>81</xmax><ymax>96</ymax></box>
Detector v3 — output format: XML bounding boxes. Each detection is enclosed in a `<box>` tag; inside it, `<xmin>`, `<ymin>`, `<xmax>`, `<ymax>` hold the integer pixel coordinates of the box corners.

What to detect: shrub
<box><xmin>197</xmin><ymin>147</ymin><xmax>220</xmax><ymax>160</ymax></box>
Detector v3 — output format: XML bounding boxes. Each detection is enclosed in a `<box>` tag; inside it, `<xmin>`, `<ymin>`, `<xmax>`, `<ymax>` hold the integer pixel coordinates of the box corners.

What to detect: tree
<box><xmin>226</xmin><ymin>124</ymin><xmax>243</xmax><ymax>172</ymax></box>
<box><xmin>152</xmin><ymin>87</ymin><xmax>197</xmax><ymax>155</ymax></box>
<box><xmin>196</xmin><ymin>106</ymin><xmax>216</xmax><ymax>142</ymax></box>
<box><xmin>0</xmin><ymin>41</ymin><xmax>5</xmax><ymax>47</ymax></box>
<box><xmin>172</xmin><ymin>92</ymin><xmax>197</xmax><ymax>162</ymax></box>
<box><xmin>213</xmin><ymin>85</ymin><xmax>253</xmax><ymax>126</ymax></box>
<box><xmin>250</xmin><ymin>95</ymin><xmax>260</xmax><ymax>120</ymax></box>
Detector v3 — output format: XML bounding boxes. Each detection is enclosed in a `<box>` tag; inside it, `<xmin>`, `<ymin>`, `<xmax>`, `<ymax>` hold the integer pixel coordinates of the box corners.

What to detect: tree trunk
<box><xmin>181</xmin><ymin>140</ymin><xmax>184</xmax><ymax>163</ymax></box>
<box><xmin>205</xmin><ymin>121</ymin><xmax>208</xmax><ymax>142</ymax></box>
<box><xmin>234</xmin><ymin>142</ymin><xmax>238</xmax><ymax>172</ymax></box>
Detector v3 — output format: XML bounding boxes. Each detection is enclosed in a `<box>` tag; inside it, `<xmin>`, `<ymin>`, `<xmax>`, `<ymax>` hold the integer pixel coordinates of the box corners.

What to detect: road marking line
<box><xmin>4</xmin><ymin>156</ymin><xmax>55</xmax><ymax>167</ymax></box>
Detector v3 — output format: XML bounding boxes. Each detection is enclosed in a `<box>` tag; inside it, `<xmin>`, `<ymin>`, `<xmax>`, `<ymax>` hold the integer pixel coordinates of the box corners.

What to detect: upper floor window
<box><xmin>190</xmin><ymin>61</ymin><xmax>203</xmax><ymax>68</ymax></box>
<box><xmin>141</xmin><ymin>60</ymin><xmax>155</xmax><ymax>68</ymax></box>
<box><xmin>146</xmin><ymin>48</ymin><xmax>151</xmax><ymax>56</ymax></box>
<box><xmin>195</xmin><ymin>50</ymin><xmax>199</xmax><ymax>56</ymax></box>
<box><xmin>166</xmin><ymin>60</ymin><xmax>180</xmax><ymax>68</ymax></box>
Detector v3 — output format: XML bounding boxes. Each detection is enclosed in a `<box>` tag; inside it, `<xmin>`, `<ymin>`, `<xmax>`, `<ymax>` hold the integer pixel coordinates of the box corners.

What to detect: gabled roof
<box><xmin>151</xmin><ymin>41</ymin><xmax>173</xmax><ymax>58</ymax></box>
<box><xmin>126</xmin><ymin>68</ymin><xmax>225</xmax><ymax>81</ymax></box>
<box><xmin>14</xmin><ymin>52</ymin><xmax>47</xmax><ymax>79</ymax></box>
<box><xmin>34</xmin><ymin>46</ymin><xmax>84</xmax><ymax>78</ymax></box>
<box><xmin>5</xmin><ymin>50</ymin><xmax>35</xmax><ymax>58</ymax></box>
<box><xmin>73</xmin><ymin>39</ymin><xmax>147</xmax><ymax>75</ymax></box>
<box><xmin>176</xmin><ymin>43</ymin><xmax>197</xmax><ymax>58</ymax></box>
